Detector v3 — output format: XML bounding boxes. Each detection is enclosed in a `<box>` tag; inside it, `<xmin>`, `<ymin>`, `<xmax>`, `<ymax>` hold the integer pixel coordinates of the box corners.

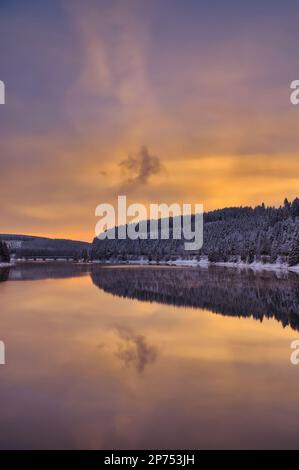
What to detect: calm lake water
<box><xmin>0</xmin><ymin>263</ymin><xmax>299</xmax><ymax>449</ymax></box>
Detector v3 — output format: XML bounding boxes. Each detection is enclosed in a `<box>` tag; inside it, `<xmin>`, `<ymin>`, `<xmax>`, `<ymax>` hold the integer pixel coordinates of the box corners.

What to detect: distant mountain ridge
<box><xmin>0</xmin><ymin>234</ymin><xmax>91</xmax><ymax>259</ymax></box>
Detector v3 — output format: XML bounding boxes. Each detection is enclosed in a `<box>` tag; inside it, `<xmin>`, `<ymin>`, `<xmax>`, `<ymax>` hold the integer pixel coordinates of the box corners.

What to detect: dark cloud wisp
<box><xmin>119</xmin><ymin>146</ymin><xmax>163</xmax><ymax>191</ymax></box>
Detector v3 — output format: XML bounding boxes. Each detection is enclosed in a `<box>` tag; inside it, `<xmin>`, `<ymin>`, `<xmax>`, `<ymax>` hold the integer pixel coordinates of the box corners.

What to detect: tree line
<box><xmin>91</xmin><ymin>197</ymin><xmax>299</xmax><ymax>266</ymax></box>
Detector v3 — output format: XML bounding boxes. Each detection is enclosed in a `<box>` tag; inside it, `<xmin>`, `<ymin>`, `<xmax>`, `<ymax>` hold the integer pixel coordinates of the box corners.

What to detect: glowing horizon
<box><xmin>1</xmin><ymin>0</ymin><xmax>299</xmax><ymax>242</ymax></box>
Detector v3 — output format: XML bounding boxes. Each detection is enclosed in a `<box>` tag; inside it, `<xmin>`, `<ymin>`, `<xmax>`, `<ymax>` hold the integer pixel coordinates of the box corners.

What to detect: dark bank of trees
<box><xmin>91</xmin><ymin>198</ymin><xmax>299</xmax><ymax>266</ymax></box>
<box><xmin>0</xmin><ymin>241</ymin><xmax>10</xmax><ymax>263</ymax></box>
<box><xmin>0</xmin><ymin>235</ymin><xmax>91</xmax><ymax>261</ymax></box>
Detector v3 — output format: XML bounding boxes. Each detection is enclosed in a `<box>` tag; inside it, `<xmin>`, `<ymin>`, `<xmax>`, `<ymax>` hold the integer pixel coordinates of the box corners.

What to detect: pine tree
<box><xmin>0</xmin><ymin>241</ymin><xmax>10</xmax><ymax>263</ymax></box>
<box><xmin>81</xmin><ymin>249</ymin><xmax>89</xmax><ymax>262</ymax></box>
<box><xmin>270</xmin><ymin>240</ymin><xmax>279</xmax><ymax>263</ymax></box>
<box><xmin>289</xmin><ymin>238</ymin><xmax>299</xmax><ymax>266</ymax></box>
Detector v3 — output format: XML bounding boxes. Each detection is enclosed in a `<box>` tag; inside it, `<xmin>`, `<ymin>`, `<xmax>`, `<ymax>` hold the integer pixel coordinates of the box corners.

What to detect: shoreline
<box><xmin>93</xmin><ymin>257</ymin><xmax>299</xmax><ymax>273</ymax></box>
<box><xmin>4</xmin><ymin>258</ymin><xmax>299</xmax><ymax>274</ymax></box>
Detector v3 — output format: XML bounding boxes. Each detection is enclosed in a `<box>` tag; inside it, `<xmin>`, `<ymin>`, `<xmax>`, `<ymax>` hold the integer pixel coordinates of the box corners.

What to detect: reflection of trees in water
<box><xmin>91</xmin><ymin>266</ymin><xmax>299</xmax><ymax>332</ymax></box>
<box><xmin>0</xmin><ymin>268</ymin><xmax>10</xmax><ymax>282</ymax></box>
<box><xmin>4</xmin><ymin>263</ymin><xmax>91</xmax><ymax>281</ymax></box>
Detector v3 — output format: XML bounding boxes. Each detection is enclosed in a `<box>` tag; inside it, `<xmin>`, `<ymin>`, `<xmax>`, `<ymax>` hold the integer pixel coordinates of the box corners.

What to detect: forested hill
<box><xmin>91</xmin><ymin>198</ymin><xmax>299</xmax><ymax>266</ymax></box>
<box><xmin>0</xmin><ymin>234</ymin><xmax>91</xmax><ymax>259</ymax></box>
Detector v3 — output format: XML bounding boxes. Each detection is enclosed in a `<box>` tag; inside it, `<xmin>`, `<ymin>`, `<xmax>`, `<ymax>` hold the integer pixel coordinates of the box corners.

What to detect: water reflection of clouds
<box><xmin>1</xmin><ymin>264</ymin><xmax>299</xmax><ymax>448</ymax></box>
<box><xmin>114</xmin><ymin>328</ymin><xmax>158</xmax><ymax>374</ymax></box>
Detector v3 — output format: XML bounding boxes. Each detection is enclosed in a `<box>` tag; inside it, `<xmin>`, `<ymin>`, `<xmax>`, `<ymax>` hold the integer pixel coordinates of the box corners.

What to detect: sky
<box><xmin>1</xmin><ymin>0</ymin><xmax>299</xmax><ymax>241</ymax></box>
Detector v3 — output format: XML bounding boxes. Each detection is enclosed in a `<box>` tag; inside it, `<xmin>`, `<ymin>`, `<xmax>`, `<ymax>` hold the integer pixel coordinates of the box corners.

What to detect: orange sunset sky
<box><xmin>1</xmin><ymin>0</ymin><xmax>299</xmax><ymax>242</ymax></box>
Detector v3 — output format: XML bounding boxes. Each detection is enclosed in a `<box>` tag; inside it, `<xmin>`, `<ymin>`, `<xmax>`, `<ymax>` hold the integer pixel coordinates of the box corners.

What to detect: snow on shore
<box><xmin>173</xmin><ymin>258</ymin><xmax>298</xmax><ymax>272</ymax></box>
<box><xmin>4</xmin><ymin>257</ymin><xmax>299</xmax><ymax>274</ymax></box>
<box><xmin>213</xmin><ymin>260</ymin><xmax>290</xmax><ymax>272</ymax></box>
<box><xmin>95</xmin><ymin>256</ymin><xmax>299</xmax><ymax>273</ymax></box>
